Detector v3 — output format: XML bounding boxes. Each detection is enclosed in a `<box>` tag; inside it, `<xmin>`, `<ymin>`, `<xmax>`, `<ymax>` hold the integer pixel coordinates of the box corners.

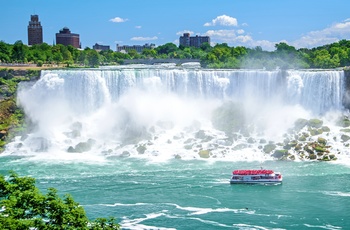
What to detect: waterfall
<box><xmin>7</xmin><ymin>66</ymin><xmax>347</xmax><ymax>161</ymax></box>
<box><xmin>285</xmin><ymin>70</ymin><xmax>344</xmax><ymax>114</ymax></box>
<box><xmin>21</xmin><ymin>68</ymin><xmax>344</xmax><ymax>115</ymax></box>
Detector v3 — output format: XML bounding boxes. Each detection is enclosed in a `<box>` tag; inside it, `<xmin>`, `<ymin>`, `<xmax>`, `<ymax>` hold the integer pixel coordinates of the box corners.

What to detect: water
<box><xmin>0</xmin><ymin>157</ymin><xmax>349</xmax><ymax>229</ymax></box>
<box><xmin>1</xmin><ymin>65</ymin><xmax>350</xmax><ymax>229</ymax></box>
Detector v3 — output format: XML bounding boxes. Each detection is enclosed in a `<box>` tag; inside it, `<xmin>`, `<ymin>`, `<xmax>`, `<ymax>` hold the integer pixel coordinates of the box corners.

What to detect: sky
<box><xmin>1</xmin><ymin>0</ymin><xmax>350</xmax><ymax>51</ymax></box>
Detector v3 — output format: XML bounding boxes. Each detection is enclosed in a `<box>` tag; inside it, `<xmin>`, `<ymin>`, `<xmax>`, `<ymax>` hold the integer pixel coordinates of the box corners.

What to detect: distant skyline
<box><xmin>1</xmin><ymin>0</ymin><xmax>350</xmax><ymax>51</ymax></box>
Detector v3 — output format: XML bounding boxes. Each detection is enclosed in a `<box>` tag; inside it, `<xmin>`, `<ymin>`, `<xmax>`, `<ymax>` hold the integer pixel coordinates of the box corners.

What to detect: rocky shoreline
<box><xmin>0</xmin><ymin>68</ymin><xmax>40</xmax><ymax>151</ymax></box>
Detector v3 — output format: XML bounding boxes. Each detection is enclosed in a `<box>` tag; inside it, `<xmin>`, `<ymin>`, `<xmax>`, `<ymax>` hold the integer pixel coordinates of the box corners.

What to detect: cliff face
<box><xmin>0</xmin><ymin>69</ymin><xmax>40</xmax><ymax>151</ymax></box>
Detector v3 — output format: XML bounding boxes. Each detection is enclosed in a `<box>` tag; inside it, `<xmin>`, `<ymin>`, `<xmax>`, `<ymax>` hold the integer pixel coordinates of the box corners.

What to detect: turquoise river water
<box><xmin>1</xmin><ymin>156</ymin><xmax>349</xmax><ymax>229</ymax></box>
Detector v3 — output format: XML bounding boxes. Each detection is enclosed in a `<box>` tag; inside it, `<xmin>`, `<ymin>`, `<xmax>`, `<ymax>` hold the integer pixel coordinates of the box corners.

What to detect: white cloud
<box><xmin>205</xmin><ymin>18</ymin><xmax>350</xmax><ymax>50</ymax></box>
<box><xmin>237</xmin><ymin>29</ymin><xmax>245</xmax><ymax>35</ymax></box>
<box><xmin>135</xmin><ymin>26</ymin><xmax>142</xmax><ymax>29</ymax></box>
<box><xmin>109</xmin><ymin>17</ymin><xmax>128</xmax><ymax>23</ymax></box>
<box><xmin>204</xmin><ymin>15</ymin><xmax>238</xmax><ymax>27</ymax></box>
<box><xmin>203</xmin><ymin>29</ymin><xmax>277</xmax><ymax>50</ymax></box>
<box><xmin>291</xmin><ymin>19</ymin><xmax>350</xmax><ymax>48</ymax></box>
<box><xmin>131</xmin><ymin>36</ymin><xmax>158</xmax><ymax>41</ymax></box>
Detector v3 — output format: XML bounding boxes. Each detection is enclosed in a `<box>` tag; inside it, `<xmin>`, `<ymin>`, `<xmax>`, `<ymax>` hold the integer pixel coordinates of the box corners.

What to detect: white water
<box><xmin>4</xmin><ymin>66</ymin><xmax>350</xmax><ymax>164</ymax></box>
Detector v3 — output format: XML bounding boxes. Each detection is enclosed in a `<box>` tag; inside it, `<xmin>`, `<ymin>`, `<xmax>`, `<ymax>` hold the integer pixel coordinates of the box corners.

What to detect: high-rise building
<box><xmin>179</xmin><ymin>33</ymin><xmax>210</xmax><ymax>48</ymax></box>
<box><xmin>56</xmin><ymin>27</ymin><xmax>80</xmax><ymax>48</ymax></box>
<box><xmin>27</xmin><ymin>15</ymin><xmax>43</xmax><ymax>45</ymax></box>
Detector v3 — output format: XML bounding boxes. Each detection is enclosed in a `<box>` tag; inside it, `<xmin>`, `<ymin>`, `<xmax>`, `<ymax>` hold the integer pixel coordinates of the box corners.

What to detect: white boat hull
<box><xmin>230</xmin><ymin>180</ymin><xmax>282</xmax><ymax>184</ymax></box>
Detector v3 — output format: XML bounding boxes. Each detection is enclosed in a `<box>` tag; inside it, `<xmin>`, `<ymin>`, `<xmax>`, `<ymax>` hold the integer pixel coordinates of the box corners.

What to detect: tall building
<box><xmin>56</xmin><ymin>27</ymin><xmax>80</xmax><ymax>48</ymax></box>
<box><xmin>27</xmin><ymin>15</ymin><xmax>43</xmax><ymax>45</ymax></box>
<box><xmin>179</xmin><ymin>33</ymin><xmax>210</xmax><ymax>48</ymax></box>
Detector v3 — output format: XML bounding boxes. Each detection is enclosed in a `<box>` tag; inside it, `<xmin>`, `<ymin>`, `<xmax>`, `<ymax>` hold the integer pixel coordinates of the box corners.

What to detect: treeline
<box><xmin>1</xmin><ymin>39</ymin><xmax>350</xmax><ymax>69</ymax></box>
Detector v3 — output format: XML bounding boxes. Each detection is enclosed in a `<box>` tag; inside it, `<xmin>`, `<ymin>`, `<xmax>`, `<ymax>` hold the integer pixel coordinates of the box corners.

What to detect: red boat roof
<box><xmin>232</xmin><ymin>169</ymin><xmax>274</xmax><ymax>175</ymax></box>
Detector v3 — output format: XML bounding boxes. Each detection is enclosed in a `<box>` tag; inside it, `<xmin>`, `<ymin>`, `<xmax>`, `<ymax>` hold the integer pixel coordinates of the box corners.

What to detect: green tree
<box><xmin>156</xmin><ymin>43</ymin><xmax>178</xmax><ymax>55</ymax></box>
<box><xmin>11</xmin><ymin>40</ymin><xmax>28</xmax><ymax>62</ymax></box>
<box><xmin>0</xmin><ymin>172</ymin><xmax>120</xmax><ymax>229</ymax></box>
<box><xmin>127</xmin><ymin>49</ymin><xmax>140</xmax><ymax>59</ymax></box>
<box><xmin>85</xmin><ymin>49</ymin><xmax>101</xmax><ymax>67</ymax></box>
<box><xmin>0</xmin><ymin>41</ymin><xmax>11</xmax><ymax>62</ymax></box>
<box><xmin>141</xmin><ymin>48</ymin><xmax>157</xmax><ymax>58</ymax></box>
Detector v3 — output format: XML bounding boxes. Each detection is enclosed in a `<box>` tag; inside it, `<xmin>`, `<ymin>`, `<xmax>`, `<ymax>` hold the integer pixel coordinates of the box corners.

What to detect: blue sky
<box><xmin>1</xmin><ymin>0</ymin><xmax>350</xmax><ymax>51</ymax></box>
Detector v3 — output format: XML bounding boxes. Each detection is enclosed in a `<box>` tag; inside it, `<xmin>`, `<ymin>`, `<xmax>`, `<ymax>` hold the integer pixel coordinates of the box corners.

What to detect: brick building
<box><xmin>179</xmin><ymin>33</ymin><xmax>210</xmax><ymax>48</ymax></box>
<box><xmin>56</xmin><ymin>27</ymin><xmax>81</xmax><ymax>48</ymax></box>
<box><xmin>27</xmin><ymin>15</ymin><xmax>43</xmax><ymax>45</ymax></box>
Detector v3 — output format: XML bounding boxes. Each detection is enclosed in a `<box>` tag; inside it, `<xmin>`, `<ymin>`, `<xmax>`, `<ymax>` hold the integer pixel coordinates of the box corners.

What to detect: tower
<box><xmin>28</xmin><ymin>15</ymin><xmax>43</xmax><ymax>45</ymax></box>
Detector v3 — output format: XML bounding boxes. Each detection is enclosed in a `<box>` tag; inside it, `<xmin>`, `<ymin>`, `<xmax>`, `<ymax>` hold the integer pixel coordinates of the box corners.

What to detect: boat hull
<box><xmin>230</xmin><ymin>180</ymin><xmax>282</xmax><ymax>185</ymax></box>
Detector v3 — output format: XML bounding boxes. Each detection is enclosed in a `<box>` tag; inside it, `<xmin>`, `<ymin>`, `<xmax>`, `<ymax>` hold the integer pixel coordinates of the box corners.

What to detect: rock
<box><xmin>0</xmin><ymin>130</ymin><xmax>7</xmax><ymax>139</ymax></box>
<box><xmin>336</xmin><ymin>116</ymin><xmax>350</xmax><ymax>127</ymax></box>
<box><xmin>198</xmin><ymin>149</ymin><xmax>210</xmax><ymax>158</ymax></box>
<box><xmin>308</xmin><ymin>154</ymin><xmax>317</xmax><ymax>160</ymax></box>
<box><xmin>321</xmin><ymin>126</ymin><xmax>330</xmax><ymax>132</ymax></box>
<box><xmin>136</xmin><ymin>145</ymin><xmax>147</xmax><ymax>154</ymax></box>
<box><xmin>233</xmin><ymin>143</ymin><xmax>248</xmax><ymax>151</ymax></box>
<box><xmin>74</xmin><ymin>141</ymin><xmax>92</xmax><ymax>152</ymax></box>
<box><xmin>272</xmin><ymin>149</ymin><xmax>289</xmax><ymax>159</ymax></box>
<box><xmin>195</xmin><ymin>130</ymin><xmax>207</xmax><ymax>139</ymax></box>
<box><xmin>259</xmin><ymin>139</ymin><xmax>267</xmax><ymax>144</ymax></box>
<box><xmin>184</xmin><ymin>138</ymin><xmax>195</xmax><ymax>144</ymax></box>
<box><xmin>294</xmin><ymin>118</ymin><xmax>308</xmax><ymax>130</ymax></box>
<box><xmin>67</xmin><ymin>146</ymin><xmax>75</xmax><ymax>153</ymax></box>
<box><xmin>341</xmin><ymin>134</ymin><xmax>350</xmax><ymax>142</ymax></box>
<box><xmin>322</xmin><ymin>155</ymin><xmax>330</xmax><ymax>161</ymax></box>
<box><xmin>247</xmin><ymin>137</ymin><xmax>255</xmax><ymax>144</ymax></box>
<box><xmin>308</xmin><ymin>119</ymin><xmax>323</xmax><ymax>128</ymax></box>
<box><xmin>263</xmin><ymin>143</ymin><xmax>276</xmax><ymax>153</ymax></box>
<box><xmin>303</xmin><ymin>145</ymin><xmax>314</xmax><ymax>155</ymax></box>
<box><xmin>120</xmin><ymin>151</ymin><xmax>130</xmax><ymax>157</ymax></box>
<box><xmin>317</xmin><ymin>137</ymin><xmax>327</xmax><ymax>145</ymax></box>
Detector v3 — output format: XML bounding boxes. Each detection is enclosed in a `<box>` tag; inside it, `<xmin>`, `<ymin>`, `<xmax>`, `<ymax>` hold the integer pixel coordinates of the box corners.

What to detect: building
<box><xmin>27</xmin><ymin>15</ymin><xmax>43</xmax><ymax>45</ymax></box>
<box><xmin>56</xmin><ymin>27</ymin><xmax>80</xmax><ymax>48</ymax></box>
<box><xmin>179</xmin><ymin>33</ymin><xmax>210</xmax><ymax>48</ymax></box>
<box><xmin>93</xmin><ymin>43</ymin><xmax>110</xmax><ymax>51</ymax></box>
<box><xmin>116</xmin><ymin>43</ymin><xmax>155</xmax><ymax>53</ymax></box>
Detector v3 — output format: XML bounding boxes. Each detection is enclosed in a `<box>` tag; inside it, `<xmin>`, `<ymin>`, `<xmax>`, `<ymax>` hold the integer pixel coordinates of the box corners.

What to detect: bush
<box><xmin>0</xmin><ymin>172</ymin><xmax>120</xmax><ymax>229</ymax></box>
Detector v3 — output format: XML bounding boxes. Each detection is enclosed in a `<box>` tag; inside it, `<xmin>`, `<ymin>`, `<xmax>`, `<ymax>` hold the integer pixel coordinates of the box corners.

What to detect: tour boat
<box><xmin>230</xmin><ymin>169</ymin><xmax>282</xmax><ymax>184</ymax></box>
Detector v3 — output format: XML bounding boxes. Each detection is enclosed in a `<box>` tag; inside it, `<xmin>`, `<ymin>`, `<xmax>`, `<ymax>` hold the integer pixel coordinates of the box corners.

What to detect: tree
<box><xmin>141</xmin><ymin>48</ymin><xmax>157</xmax><ymax>58</ymax></box>
<box><xmin>11</xmin><ymin>40</ymin><xmax>28</xmax><ymax>62</ymax></box>
<box><xmin>155</xmin><ymin>43</ymin><xmax>178</xmax><ymax>55</ymax></box>
<box><xmin>0</xmin><ymin>172</ymin><xmax>120</xmax><ymax>229</ymax></box>
<box><xmin>0</xmin><ymin>41</ymin><xmax>11</xmax><ymax>62</ymax></box>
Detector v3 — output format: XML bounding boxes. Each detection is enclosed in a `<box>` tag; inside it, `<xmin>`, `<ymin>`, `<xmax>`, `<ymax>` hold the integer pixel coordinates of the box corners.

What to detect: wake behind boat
<box><xmin>230</xmin><ymin>169</ymin><xmax>282</xmax><ymax>184</ymax></box>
